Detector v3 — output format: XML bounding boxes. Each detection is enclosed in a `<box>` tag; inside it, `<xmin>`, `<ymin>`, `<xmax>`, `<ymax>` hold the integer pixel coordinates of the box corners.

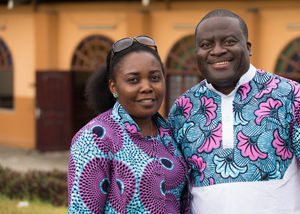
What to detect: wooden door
<box><xmin>36</xmin><ymin>71</ymin><xmax>73</xmax><ymax>151</ymax></box>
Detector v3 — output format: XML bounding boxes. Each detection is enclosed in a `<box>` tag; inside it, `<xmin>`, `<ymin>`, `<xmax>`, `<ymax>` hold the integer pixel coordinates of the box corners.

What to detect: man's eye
<box><xmin>225</xmin><ymin>40</ymin><xmax>235</xmax><ymax>45</ymax></box>
<box><xmin>200</xmin><ymin>43</ymin><xmax>211</xmax><ymax>48</ymax></box>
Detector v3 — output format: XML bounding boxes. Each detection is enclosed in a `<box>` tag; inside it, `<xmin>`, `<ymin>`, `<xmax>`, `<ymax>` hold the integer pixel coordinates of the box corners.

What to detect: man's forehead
<box><xmin>196</xmin><ymin>17</ymin><xmax>241</xmax><ymax>35</ymax></box>
<box><xmin>200</xmin><ymin>16</ymin><xmax>239</xmax><ymax>27</ymax></box>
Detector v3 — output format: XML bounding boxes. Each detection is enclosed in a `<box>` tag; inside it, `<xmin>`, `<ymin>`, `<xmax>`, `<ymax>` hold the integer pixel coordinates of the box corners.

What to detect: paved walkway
<box><xmin>0</xmin><ymin>145</ymin><xmax>69</xmax><ymax>172</ymax></box>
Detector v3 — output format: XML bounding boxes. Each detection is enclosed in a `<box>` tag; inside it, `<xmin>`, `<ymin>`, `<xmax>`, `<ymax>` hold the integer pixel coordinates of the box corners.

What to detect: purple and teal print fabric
<box><xmin>68</xmin><ymin>102</ymin><xmax>188</xmax><ymax>214</ymax></box>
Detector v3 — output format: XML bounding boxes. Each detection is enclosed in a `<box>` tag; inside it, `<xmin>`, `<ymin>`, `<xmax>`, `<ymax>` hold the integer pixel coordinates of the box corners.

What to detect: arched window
<box><xmin>71</xmin><ymin>35</ymin><xmax>114</xmax><ymax>71</ymax></box>
<box><xmin>71</xmin><ymin>35</ymin><xmax>114</xmax><ymax>132</ymax></box>
<box><xmin>275</xmin><ymin>37</ymin><xmax>300</xmax><ymax>80</ymax></box>
<box><xmin>165</xmin><ymin>35</ymin><xmax>203</xmax><ymax>113</ymax></box>
<box><xmin>0</xmin><ymin>38</ymin><xmax>13</xmax><ymax>109</ymax></box>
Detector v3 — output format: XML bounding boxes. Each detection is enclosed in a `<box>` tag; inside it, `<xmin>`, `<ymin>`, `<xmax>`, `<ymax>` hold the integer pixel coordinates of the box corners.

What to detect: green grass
<box><xmin>0</xmin><ymin>195</ymin><xmax>68</xmax><ymax>214</ymax></box>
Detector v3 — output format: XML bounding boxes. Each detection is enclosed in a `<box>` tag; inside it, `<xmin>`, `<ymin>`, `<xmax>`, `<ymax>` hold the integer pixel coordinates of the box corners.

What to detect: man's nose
<box><xmin>210</xmin><ymin>43</ymin><xmax>227</xmax><ymax>56</ymax></box>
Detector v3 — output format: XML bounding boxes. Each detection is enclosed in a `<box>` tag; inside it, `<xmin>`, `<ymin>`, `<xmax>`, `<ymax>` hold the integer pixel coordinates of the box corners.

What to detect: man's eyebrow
<box><xmin>197</xmin><ymin>37</ymin><xmax>214</xmax><ymax>42</ymax></box>
<box><xmin>222</xmin><ymin>34</ymin><xmax>239</xmax><ymax>39</ymax></box>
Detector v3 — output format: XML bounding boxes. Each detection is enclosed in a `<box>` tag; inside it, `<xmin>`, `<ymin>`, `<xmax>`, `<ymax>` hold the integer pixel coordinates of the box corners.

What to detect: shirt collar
<box><xmin>237</xmin><ymin>64</ymin><xmax>256</xmax><ymax>87</ymax></box>
<box><xmin>111</xmin><ymin>101</ymin><xmax>169</xmax><ymax>135</ymax></box>
<box><xmin>205</xmin><ymin>63</ymin><xmax>256</xmax><ymax>96</ymax></box>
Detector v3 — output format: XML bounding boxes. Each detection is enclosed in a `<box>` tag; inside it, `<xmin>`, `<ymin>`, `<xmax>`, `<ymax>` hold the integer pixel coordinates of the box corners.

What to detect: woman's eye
<box><xmin>151</xmin><ymin>75</ymin><xmax>161</xmax><ymax>81</ymax></box>
<box><xmin>128</xmin><ymin>78</ymin><xmax>138</xmax><ymax>82</ymax></box>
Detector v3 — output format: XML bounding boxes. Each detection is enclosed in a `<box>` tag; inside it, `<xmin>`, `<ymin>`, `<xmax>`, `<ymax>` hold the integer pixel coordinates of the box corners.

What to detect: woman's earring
<box><xmin>113</xmin><ymin>93</ymin><xmax>118</xmax><ymax>98</ymax></box>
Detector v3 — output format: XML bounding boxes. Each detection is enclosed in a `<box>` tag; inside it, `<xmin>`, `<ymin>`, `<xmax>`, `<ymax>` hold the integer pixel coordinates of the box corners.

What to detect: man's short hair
<box><xmin>195</xmin><ymin>9</ymin><xmax>249</xmax><ymax>40</ymax></box>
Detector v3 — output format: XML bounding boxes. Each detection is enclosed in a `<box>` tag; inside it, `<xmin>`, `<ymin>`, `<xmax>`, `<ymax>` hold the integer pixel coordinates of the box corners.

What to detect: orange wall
<box><xmin>256</xmin><ymin>8</ymin><xmax>300</xmax><ymax>72</ymax></box>
<box><xmin>0</xmin><ymin>9</ymin><xmax>35</xmax><ymax>149</ymax></box>
<box><xmin>0</xmin><ymin>97</ymin><xmax>35</xmax><ymax>148</ymax></box>
<box><xmin>57</xmin><ymin>11</ymin><xmax>128</xmax><ymax>70</ymax></box>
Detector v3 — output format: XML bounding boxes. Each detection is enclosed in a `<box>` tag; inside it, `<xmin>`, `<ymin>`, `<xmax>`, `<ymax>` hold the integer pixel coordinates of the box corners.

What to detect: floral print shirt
<box><xmin>68</xmin><ymin>101</ymin><xmax>188</xmax><ymax>214</ymax></box>
<box><xmin>168</xmin><ymin>66</ymin><xmax>300</xmax><ymax>188</ymax></box>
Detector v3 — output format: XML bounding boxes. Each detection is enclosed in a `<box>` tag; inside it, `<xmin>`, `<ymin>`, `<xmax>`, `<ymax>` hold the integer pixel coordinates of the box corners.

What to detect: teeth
<box><xmin>215</xmin><ymin>61</ymin><xmax>229</xmax><ymax>65</ymax></box>
<box><xmin>140</xmin><ymin>99</ymin><xmax>153</xmax><ymax>103</ymax></box>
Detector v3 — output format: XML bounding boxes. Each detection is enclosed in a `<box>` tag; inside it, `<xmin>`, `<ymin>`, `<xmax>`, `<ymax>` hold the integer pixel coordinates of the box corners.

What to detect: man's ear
<box><xmin>247</xmin><ymin>41</ymin><xmax>252</xmax><ymax>56</ymax></box>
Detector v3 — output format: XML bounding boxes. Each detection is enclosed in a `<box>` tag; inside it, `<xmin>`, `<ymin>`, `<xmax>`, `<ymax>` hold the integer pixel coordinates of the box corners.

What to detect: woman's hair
<box><xmin>85</xmin><ymin>40</ymin><xmax>165</xmax><ymax>114</ymax></box>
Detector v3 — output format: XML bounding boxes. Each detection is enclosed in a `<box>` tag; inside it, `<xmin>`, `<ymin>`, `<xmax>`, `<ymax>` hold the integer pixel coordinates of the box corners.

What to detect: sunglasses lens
<box><xmin>111</xmin><ymin>36</ymin><xmax>157</xmax><ymax>63</ymax></box>
<box><xmin>113</xmin><ymin>38</ymin><xmax>133</xmax><ymax>52</ymax></box>
<box><xmin>136</xmin><ymin>36</ymin><xmax>156</xmax><ymax>46</ymax></box>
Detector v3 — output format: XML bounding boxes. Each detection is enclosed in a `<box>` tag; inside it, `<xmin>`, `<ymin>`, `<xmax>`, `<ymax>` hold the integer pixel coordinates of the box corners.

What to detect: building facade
<box><xmin>0</xmin><ymin>0</ymin><xmax>299</xmax><ymax>150</ymax></box>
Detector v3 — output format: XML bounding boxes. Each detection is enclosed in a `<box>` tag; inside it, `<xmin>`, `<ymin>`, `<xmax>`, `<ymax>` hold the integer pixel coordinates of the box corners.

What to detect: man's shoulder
<box><xmin>170</xmin><ymin>81</ymin><xmax>207</xmax><ymax>107</ymax></box>
<box><xmin>254</xmin><ymin>69</ymin><xmax>300</xmax><ymax>87</ymax></box>
<box><xmin>168</xmin><ymin>81</ymin><xmax>207</xmax><ymax>116</ymax></box>
<box><xmin>182</xmin><ymin>80</ymin><xmax>207</xmax><ymax>96</ymax></box>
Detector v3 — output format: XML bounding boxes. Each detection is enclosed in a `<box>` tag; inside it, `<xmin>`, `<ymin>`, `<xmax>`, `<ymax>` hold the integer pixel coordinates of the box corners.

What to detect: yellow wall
<box><xmin>0</xmin><ymin>0</ymin><xmax>300</xmax><ymax>149</ymax></box>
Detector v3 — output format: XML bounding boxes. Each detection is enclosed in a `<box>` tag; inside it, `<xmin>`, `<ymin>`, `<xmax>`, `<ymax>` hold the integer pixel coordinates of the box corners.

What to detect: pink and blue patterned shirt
<box><xmin>169</xmin><ymin>64</ymin><xmax>300</xmax><ymax>214</ymax></box>
<box><xmin>68</xmin><ymin>101</ymin><xmax>188</xmax><ymax>214</ymax></box>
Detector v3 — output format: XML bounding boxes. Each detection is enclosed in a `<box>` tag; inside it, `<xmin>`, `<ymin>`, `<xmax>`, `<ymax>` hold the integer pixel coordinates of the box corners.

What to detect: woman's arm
<box><xmin>68</xmin><ymin>128</ymin><xmax>112</xmax><ymax>214</ymax></box>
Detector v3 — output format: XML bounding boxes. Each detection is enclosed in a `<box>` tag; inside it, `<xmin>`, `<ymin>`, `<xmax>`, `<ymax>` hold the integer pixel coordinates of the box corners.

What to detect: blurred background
<box><xmin>0</xmin><ymin>0</ymin><xmax>299</xmax><ymax>152</ymax></box>
<box><xmin>0</xmin><ymin>0</ymin><xmax>299</xmax><ymax>212</ymax></box>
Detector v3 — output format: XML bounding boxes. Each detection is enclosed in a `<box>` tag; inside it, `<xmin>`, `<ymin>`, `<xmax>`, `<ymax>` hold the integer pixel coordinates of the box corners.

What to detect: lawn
<box><xmin>0</xmin><ymin>195</ymin><xmax>68</xmax><ymax>214</ymax></box>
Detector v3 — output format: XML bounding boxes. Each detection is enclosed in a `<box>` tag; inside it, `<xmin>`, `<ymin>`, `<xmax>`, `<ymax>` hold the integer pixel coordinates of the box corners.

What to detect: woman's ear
<box><xmin>108</xmin><ymin>79</ymin><xmax>116</xmax><ymax>95</ymax></box>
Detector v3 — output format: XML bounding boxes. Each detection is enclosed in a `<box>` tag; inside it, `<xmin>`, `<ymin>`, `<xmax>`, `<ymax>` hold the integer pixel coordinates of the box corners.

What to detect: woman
<box><xmin>68</xmin><ymin>36</ymin><xmax>188</xmax><ymax>214</ymax></box>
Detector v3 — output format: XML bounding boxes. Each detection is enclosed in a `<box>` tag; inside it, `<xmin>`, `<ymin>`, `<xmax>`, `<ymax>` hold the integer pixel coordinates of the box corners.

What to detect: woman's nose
<box><xmin>140</xmin><ymin>80</ymin><xmax>153</xmax><ymax>93</ymax></box>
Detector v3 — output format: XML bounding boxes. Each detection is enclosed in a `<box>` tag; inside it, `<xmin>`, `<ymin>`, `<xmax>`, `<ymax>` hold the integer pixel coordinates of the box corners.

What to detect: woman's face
<box><xmin>109</xmin><ymin>51</ymin><xmax>165</xmax><ymax>121</ymax></box>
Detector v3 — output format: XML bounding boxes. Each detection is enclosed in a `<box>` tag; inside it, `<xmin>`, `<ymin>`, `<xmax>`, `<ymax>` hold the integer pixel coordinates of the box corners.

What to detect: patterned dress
<box><xmin>169</xmin><ymin>65</ymin><xmax>300</xmax><ymax>213</ymax></box>
<box><xmin>68</xmin><ymin>101</ymin><xmax>188</xmax><ymax>214</ymax></box>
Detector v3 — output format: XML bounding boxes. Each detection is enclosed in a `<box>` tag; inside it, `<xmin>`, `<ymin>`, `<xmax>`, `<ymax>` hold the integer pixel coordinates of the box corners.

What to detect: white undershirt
<box><xmin>191</xmin><ymin>157</ymin><xmax>300</xmax><ymax>214</ymax></box>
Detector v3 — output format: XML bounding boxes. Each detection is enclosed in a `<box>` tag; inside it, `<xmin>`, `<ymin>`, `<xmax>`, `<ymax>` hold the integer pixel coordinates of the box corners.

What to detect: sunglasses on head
<box><xmin>110</xmin><ymin>36</ymin><xmax>157</xmax><ymax>64</ymax></box>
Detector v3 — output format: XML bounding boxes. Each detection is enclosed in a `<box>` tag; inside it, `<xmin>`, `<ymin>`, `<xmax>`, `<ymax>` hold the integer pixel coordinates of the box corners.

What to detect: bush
<box><xmin>0</xmin><ymin>165</ymin><xmax>68</xmax><ymax>206</ymax></box>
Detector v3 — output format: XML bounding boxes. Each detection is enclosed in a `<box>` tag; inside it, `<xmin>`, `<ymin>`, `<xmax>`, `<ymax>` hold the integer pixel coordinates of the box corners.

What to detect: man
<box><xmin>169</xmin><ymin>9</ymin><xmax>300</xmax><ymax>214</ymax></box>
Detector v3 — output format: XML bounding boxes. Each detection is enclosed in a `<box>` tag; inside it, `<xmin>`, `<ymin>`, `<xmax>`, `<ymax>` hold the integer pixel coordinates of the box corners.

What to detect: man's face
<box><xmin>195</xmin><ymin>17</ymin><xmax>252</xmax><ymax>95</ymax></box>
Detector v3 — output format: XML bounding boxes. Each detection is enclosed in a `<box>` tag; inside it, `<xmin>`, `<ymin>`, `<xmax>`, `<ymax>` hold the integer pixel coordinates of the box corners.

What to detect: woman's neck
<box><xmin>134</xmin><ymin>117</ymin><xmax>157</xmax><ymax>136</ymax></box>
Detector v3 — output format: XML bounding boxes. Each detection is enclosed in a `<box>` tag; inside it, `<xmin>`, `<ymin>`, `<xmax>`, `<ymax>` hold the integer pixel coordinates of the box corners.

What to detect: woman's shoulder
<box><xmin>86</xmin><ymin>109</ymin><xmax>114</xmax><ymax>128</ymax></box>
<box><xmin>71</xmin><ymin>109</ymin><xmax>114</xmax><ymax>140</ymax></box>
<box><xmin>70</xmin><ymin>108</ymin><xmax>123</xmax><ymax>152</ymax></box>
